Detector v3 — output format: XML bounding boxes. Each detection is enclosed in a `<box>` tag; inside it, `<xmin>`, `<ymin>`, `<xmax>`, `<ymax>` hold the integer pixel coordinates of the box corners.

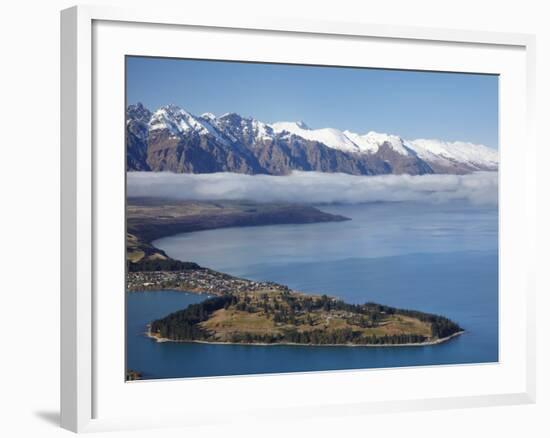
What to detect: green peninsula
<box><xmin>148</xmin><ymin>290</ymin><xmax>462</xmax><ymax>346</ymax></box>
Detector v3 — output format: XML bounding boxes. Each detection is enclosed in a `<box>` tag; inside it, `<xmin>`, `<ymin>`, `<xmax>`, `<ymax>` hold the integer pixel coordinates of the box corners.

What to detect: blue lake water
<box><xmin>127</xmin><ymin>201</ymin><xmax>498</xmax><ymax>379</ymax></box>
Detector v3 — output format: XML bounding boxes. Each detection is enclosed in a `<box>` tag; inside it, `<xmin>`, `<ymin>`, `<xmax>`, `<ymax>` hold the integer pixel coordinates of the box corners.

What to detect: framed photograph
<box><xmin>61</xmin><ymin>5</ymin><xmax>536</xmax><ymax>433</ymax></box>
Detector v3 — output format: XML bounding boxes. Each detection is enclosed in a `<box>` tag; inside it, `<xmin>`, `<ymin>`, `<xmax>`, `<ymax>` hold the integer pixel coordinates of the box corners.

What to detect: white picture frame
<box><xmin>60</xmin><ymin>4</ymin><xmax>536</xmax><ymax>433</ymax></box>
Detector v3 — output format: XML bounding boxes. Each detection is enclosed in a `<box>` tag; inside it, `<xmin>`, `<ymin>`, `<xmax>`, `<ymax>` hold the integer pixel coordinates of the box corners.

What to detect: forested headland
<box><xmin>149</xmin><ymin>291</ymin><xmax>463</xmax><ymax>346</ymax></box>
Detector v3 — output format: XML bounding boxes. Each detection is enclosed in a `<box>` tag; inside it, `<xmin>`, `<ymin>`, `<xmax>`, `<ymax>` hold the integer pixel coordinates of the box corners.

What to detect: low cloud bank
<box><xmin>127</xmin><ymin>171</ymin><xmax>498</xmax><ymax>206</ymax></box>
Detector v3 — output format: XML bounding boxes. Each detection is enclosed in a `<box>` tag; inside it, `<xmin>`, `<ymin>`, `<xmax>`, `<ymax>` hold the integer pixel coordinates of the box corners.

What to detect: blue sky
<box><xmin>126</xmin><ymin>56</ymin><xmax>498</xmax><ymax>148</ymax></box>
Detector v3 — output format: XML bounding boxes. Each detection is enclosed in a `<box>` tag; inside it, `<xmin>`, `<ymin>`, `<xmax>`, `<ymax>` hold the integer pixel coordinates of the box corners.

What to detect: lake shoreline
<box><xmin>145</xmin><ymin>326</ymin><xmax>465</xmax><ymax>348</ymax></box>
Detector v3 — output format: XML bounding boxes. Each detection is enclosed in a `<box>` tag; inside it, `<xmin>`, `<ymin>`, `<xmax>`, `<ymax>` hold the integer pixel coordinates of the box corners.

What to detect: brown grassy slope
<box><xmin>197</xmin><ymin>291</ymin><xmax>433</xmax><ymax>343</ymax></box>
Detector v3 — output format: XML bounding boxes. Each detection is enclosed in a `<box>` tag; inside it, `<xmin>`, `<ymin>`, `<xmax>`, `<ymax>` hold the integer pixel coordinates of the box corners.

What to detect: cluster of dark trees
<box><xmin>227</xmin><ymin>328</ymin><xmax>428</xmax><ymax>345</ymax></box>
<box><xmin>150</xmin><ymin>295</ymin><xmax>232</xmax><ymax>340</ymax></box>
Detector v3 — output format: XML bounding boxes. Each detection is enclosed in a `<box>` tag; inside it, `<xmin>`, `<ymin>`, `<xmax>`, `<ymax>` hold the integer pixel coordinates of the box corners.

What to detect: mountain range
<box><xmin>126</xmin><ymin>103</ymin><xmax>499</xmax><ymax>176</ymax></box>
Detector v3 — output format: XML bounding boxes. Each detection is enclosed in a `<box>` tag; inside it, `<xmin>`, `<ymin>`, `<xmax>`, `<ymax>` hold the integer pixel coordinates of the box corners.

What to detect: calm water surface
<box><xmin>127</xmin><ymin>202</ymin><xmax>498</xmax><ymax>379</ymax></box>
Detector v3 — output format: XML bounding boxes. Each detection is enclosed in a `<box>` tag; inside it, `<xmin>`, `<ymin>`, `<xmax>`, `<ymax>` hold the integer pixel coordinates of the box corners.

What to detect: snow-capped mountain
<box><xmin>126</xmin><ymin>103</ymin><xmax>152</xmax><ymax>171</ymax></box>
<box><xmin>343</xmin><ymin>131</ymin><xmax>412</xmax><ymax>155</ymax></box>
<box><xmin>406</xmin><ymin>138</ymin><xmax>499</xmax><ymax>173</ymax></box>
<box><xmin>149</xmin><ymin>104</ymin><xmax>229</xmax><ymax>145</ymax></box>
<box><xmin>215</xmin><ymin>112</ymin><xmax>275</xmax><ymax>144</ymax></box>
<box><xmin>126</xmin><ymin>103</ymin><xmax>498</xmax><ymax>175</ymax></box>
<box><xmin>271</xmin><ymin>121</ymin><xmax>497</xmax><ymax>172</ymax></box>
<box><xmin>271</xmin><ymin>121</ymin><xmax>360</xmax><ymax>153</ymax></box>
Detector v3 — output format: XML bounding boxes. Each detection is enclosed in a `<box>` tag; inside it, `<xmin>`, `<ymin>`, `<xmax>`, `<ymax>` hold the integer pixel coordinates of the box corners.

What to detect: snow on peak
<box><xmin>149</xmin><ymin>105</ymin><xmax>228</xmax><ymax>144</ymax></box>
<box><xmin>149</xmin><ymin>105</ymin><xmax>193</xmax><ymax>134</ymax></box>
<box><xmin>142</xmin><ymin>103</ymin><xmax>498</xmax><ymax>170</ymax></box>
<box><xmin>201</xmin><ymin>112</ymin><xmax>216</xmax><ymax>120</ymax></box>
<box><xmin>341</xmin><ymin>130</ymin><xmax>408</xmax><ymax>155</ymax></box>
<box><xmin>271</xmin><ymin>123</ymin><xmax>412</xmax><ymax>156</ymax></box>
<box><xmin>406</xmin><ymin>138</ymin><xmax>498</xmax><ymax>169</ymax></box>
<box><xmin>250</xmin><ymin>119</ymin><xmax>275</xmax><ymax>141</ymax></box>
<box><xmin>216</xmin><ymin>113</ymin><xmax>275</xmax><ymax>142</ymax></box>
<box><xmin>271</xmin><ymin>121</ymin><xmax>360</xmax><ymax>152</ymax></box>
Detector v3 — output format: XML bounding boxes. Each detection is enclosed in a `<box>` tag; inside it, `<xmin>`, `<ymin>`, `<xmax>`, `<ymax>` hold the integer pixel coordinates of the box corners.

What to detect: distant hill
<box><xmin>126</xmin><ymin>103</ymin><xmax>498</xmax><ymax>176</ymax></box>
<box><xmin>126</xmin><ymin>198</ymin><xmax>349</xmax><ymax>271</ymax></box>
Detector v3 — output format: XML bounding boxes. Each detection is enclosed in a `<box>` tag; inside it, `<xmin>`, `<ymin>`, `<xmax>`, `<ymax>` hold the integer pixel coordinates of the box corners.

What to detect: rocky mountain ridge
<box><xmin>126</xmin><ymin>103</ymin><xmax>498</xmax><ymax>176</ymax></box>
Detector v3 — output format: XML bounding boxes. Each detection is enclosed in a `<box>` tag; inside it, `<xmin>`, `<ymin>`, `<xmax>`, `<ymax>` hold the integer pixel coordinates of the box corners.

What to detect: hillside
<box><xmin>127</xmin><ymin>197</ymin><xmax>349</xmax><ymax>245</ymax></box>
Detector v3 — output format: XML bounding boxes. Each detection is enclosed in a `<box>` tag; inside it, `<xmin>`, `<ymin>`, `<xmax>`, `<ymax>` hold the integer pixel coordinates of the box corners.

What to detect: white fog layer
<box><xmin>127</xmin><ymin>171</ymin><xmax>498</xmax><ymax>206</ymax></box>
